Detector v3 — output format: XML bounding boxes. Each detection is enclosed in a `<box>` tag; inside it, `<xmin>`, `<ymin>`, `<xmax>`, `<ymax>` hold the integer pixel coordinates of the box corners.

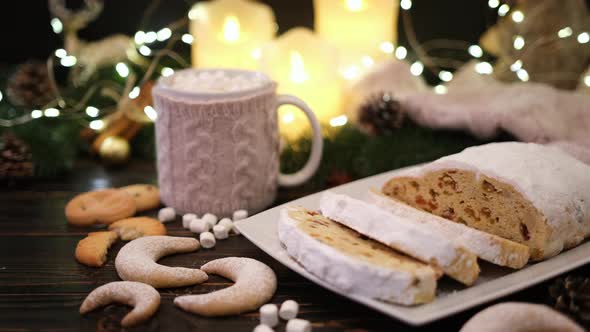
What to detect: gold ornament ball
<box><xmin>99</xmin><ymin>136</ymin><xmax>130</xmax><ymax>164</ymax></box>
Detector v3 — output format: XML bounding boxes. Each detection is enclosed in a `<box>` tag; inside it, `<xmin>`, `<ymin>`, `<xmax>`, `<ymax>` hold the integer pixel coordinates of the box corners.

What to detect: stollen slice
<box><xmin>380</xmin><ymin>142</ymin><xmax>590</xmax><ymax>260</ymax></box>
<box><xmin>369</xmin><ymin>189</ymin><xmax>530</xmax><ymax>269</ymax></box>
<box><xmin>278</xmin><ymin>207</ymin><xmax>439</xmax><ymax>305</ymax></box>
<box><xmin>319</xmin><ymin>191</ymin><xmax>480</xmax><ymax>286</ymax></box>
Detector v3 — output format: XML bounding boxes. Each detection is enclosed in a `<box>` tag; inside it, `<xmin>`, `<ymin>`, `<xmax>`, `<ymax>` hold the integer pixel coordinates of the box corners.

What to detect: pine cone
<box><xmin>6</xmin><ymin>62</ymin><xmax>55</xmax><ymax>107</ymax></box>
<box><xmin>358</xmin><ymin>92</ymin><xmax>405</xmax><ymax>136</ymax></box>
<box><xmin>0</xmin><ymin>133</ymin><xmax>34</xmax><ymax>178</ymax></box>
<box><xmin>549</xmin><ymin>272</ymin><xmax>590</xmax><ymax>324</ymax></box>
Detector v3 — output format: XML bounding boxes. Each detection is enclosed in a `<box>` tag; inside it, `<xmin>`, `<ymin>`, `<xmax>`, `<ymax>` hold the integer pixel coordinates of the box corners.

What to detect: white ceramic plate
<box><xmin>234</xmin><ymin>166</ymin><xmax>590</xmax><ymax>326</ymax></box>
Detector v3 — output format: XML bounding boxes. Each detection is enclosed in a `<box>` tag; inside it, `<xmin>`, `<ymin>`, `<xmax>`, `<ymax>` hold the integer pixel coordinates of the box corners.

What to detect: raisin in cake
<box><xmin>320</xmin><ymin>192</ymin><xmax>480</xmax><ymax>285</ymax></box>
<box><xmin>369</xmin><ymin>190</ymin><xmax>530</xmax><ymax>269</ymax></box>
<box><xmin>382</xmin><ymin>142</ymin><xmax>590</xmax><ymax>260</ymax></box>
<box><xmin>278</xmin><ymin>207</ymin><xmax>438</xmax><ymax>305</ymax></box>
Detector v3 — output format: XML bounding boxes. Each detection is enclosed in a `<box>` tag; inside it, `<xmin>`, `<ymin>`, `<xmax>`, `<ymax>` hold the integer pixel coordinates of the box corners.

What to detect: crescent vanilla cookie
<box><xmin>80</xmin><ymin>281</ymin><xmax>160</xmax><ymax>327</ymax></box>
<box><xmin>174</xmin><ymin>257</ymin><xmax>277</xmax><ymax>316</ymax></box>
<box><xmin>115</xmin><ymin>236</ymin><xmax>207</xmax><ymax>288</ymax></box>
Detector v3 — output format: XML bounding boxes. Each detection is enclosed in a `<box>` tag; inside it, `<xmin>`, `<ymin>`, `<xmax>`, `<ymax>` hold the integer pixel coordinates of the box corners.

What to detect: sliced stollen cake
<box><xmin>369</xmin><ymin>190</ymin><xmax>530</xmax><ymax>269</ymax></box>
<box><xmin>381</xmin><ymin>142</ymin><xmax>590</xmax><ymax>260</ymax></box>
<box><xmin>278</xmin><ymin>207</ymin><xmax>438</xmax><ymax>305</ymax></box>
<box><xmin>319</xmin><ymin>191</ymin><xmax>480</xmax><ymax>285</ymax></box>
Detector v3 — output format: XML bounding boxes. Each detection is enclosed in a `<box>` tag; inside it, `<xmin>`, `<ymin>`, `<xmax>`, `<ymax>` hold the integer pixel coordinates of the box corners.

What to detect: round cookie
<box><xmin>75</xmin><ymin>231</ymin><xmax>119</xmax><ymax>267</ymax></box>
<box><xmin>108</xmin><ymin>217</ymin><xmax>166</xmax><ymax>241</ymax></box>
<box><xmin>120</xmin><ymin>184</ymin><xmax>160</xmax><ymax>212</ymax></box>
<box><xmin>65</xmin><ymin>189</ymin><xmax>136</xmax><ymax>226</ymax></box>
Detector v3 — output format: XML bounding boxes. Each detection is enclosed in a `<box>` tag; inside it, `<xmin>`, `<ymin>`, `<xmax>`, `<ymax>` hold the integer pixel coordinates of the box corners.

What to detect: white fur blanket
<box><xmin>352</xmin><ymin>60</ymin><xmax>590</xmax><ymax>164</ymax></box>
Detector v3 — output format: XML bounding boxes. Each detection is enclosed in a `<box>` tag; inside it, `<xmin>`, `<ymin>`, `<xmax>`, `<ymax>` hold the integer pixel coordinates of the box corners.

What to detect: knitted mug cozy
<box><xmin>153</xmin><ymin>83</ymin><xmax>280</xmax><ymax>216</ymax></box>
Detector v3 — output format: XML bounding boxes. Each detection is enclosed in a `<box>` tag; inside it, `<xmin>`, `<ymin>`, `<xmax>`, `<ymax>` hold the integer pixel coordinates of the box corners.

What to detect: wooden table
<box><xmin>0</xmin><ymin>160</ymin><xmax>580</xmax><ymax>331</ymax></box>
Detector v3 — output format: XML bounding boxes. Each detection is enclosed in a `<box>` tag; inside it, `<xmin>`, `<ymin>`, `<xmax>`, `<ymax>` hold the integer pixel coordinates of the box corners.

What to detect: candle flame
<box><xmin>289</xmin><ymin>52</ymin><xmax>309</xmax><ymax>84</ymax></box>
<box><xmin>223</xmin><ymin>15</ymin><xmax>240</xmax><ymax>43</ymax></box>
<box><xmin>346</xmin><ymin>0</ymin><xmax>365</xmax><ymax>11</ymax></box>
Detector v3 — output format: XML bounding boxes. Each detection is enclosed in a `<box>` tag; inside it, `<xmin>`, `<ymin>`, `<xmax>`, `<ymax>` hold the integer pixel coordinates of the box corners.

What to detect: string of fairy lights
<box><xmin>1</xmin><ymin>0</ymin><xmax>589</xmax><ymax>129</ymax></box>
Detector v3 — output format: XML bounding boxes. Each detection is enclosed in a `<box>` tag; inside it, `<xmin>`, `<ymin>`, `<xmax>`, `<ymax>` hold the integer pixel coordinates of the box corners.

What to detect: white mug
<box><xmin>152</xmin><ymin>68</ymin><xmax>323</xmax><ymax>215</ymax></box>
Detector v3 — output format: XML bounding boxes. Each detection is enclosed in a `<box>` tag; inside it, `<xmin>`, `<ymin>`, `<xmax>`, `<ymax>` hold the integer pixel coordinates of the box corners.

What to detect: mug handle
<box><xmin>276</xmin><ymin>94</ymin><xmax>323</xmax><ymax>187</ymax></box>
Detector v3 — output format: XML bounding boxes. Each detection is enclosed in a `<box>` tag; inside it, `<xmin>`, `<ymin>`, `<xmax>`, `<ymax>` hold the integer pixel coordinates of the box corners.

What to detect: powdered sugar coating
<box><xmin>406</xmin><ymin>142</ymin><xmax>590</xmax><ymax>258</ymax></box>
<box><xmin>368</xmin><ymin>190</ymin><xmax>530</xmax><ymax>268</ymax></box>
<box><xmin>278</xmin><ymin>207</ymin><xmax>436</xmax><ymax>305</ymax></box>
<box><xmin>174</xmin><ymin>257</ymin><xmax>277</xmax><ymax>316</ymax></box>
<box><xmin>80</xmin><ymin>281</ymin><xmax>160</xmax><ymax>327</ymax></box>
<box><xmin>460</xmin><ymin>302</ymin><xmax>584</xmax><ymax>332</ymax></box>
<box><xmin>115</xmin><ymin>236</ymin><xmax>207</xmax><ymax>288</ymax></box>
<box><xmin>320</xmin><ymin>192</ymin><xmax>478</xmax><ymax>284</ymax></box>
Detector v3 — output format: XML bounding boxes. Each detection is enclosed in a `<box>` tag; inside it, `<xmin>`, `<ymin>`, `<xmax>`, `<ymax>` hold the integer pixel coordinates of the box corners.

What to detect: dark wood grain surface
<box><xmin>0</xmin><ymin>160</ymin><xmax>583</xmax><ymax>331</ymax></box>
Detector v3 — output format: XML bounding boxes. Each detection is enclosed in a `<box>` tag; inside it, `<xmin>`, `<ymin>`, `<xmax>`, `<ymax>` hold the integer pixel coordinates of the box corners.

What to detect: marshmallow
<box><xmin>279</xmin><ymin>300</ymin><xmax>299</xmax><ymax>320</ymax></box>
<box><xmin>218</xmin><ymin>218</ymin><xmax>240</xmax><ymax>234</ymax></box>
<box><xmin>253</xmin><ymin>325</ymin><xmax>274</xmax><ymax>332</ymax></box>
<box><xmin>189</xmin><ymin>219</ymin><xmax>209</xmax><ymax>234</ymax></box>
<box><xmin>259</xmin><ymin>304</ymin><xmax>278</xmax><ymax>327</ymax></box>
<box><xmin>286</xmin><ymin>319</ymin><xmax>311</xmax><ymax>332</ymax></box>
<box><xmin>202</xmin><ymin>213</ymin><xmax>218</xmax><ymax>228</ymax></box>
<box><xmin>233</xmin><ymin>209</ymin><xmax>248</xmax><ymax>221</ymax></box>
<box><xmin>218</xmin><ymin>218</ymin><xmax>235</xmax><ymax>233</ymax></box>
<box><xmin>168</xmin><ymin>70</ymin><xmax>269</xmax><ymax>94</ymax></box>
<box><xmin>200</xmin><ymin>232</ymin><xmax>216</xmax><ymax>249</ymax></box>
<box><xmin>213</xmin><ymin>224</ymin><xmax>229</xmax><ymax>240</ymax></box>
<box><xmin>218</xmin><ymin>218</ymin><xmax>233</xmax><ymax>228</ymax></box>
<box><xmin>182</xmin><ymin>213</ymin><xmax>197</xmax><ymax>229</ymax></box>
<box><xmin>158</xmin><ymin>207</ymin><xmax>175</xmax><ymax>223</ymax></box>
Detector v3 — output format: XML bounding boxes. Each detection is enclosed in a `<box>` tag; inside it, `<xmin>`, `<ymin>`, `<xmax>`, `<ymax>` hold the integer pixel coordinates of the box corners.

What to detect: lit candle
<box><xmin>314</xmin><ymin>0</ymin><xmax>399</xmax><ymax>81</ymax></box>
<box><xmin>189</xmin><ymin>0</ymin><xmax>276</xmax><ymax>69</ymax></box>
<box><xmin>260</xmin><ymin>28</ymin><xmax>342</xmax><ymax>139</ymax></box>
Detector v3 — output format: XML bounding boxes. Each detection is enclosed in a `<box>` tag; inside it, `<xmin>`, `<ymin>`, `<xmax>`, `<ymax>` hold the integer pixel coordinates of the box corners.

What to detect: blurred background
<box><xmin>0</xmin><ymin>0</ymin><xmax>588</xmax><ymax>191</ymax></box>
<box><xmin>2</xmin><ymin>1</ymin><xmax>494</xmax><ymax>64</ymax></box>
